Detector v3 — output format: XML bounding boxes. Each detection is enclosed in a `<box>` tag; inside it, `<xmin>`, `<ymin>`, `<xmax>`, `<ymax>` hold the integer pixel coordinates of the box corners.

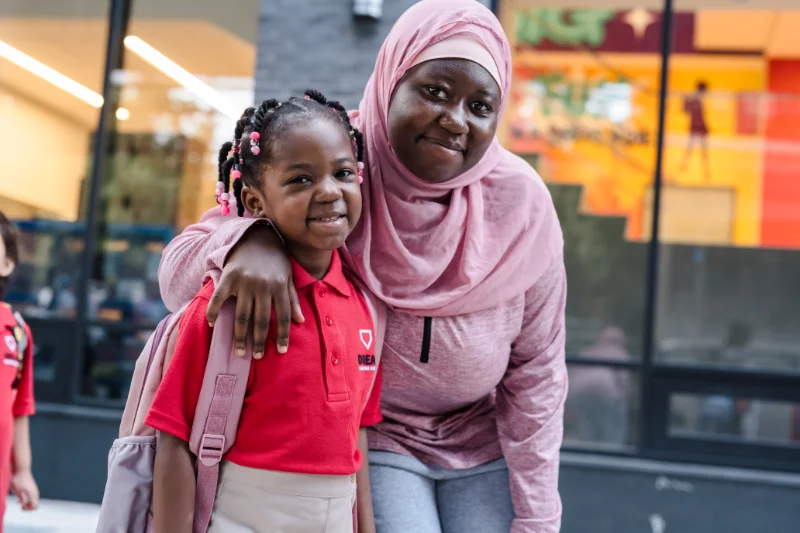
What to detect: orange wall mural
<box><xmin>500</xmin><ymin>5</ymin><xmax>800</xmax><ymax>249</ymax></box>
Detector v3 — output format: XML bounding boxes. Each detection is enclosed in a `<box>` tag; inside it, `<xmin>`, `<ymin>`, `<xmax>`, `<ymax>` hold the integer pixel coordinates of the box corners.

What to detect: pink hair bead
<box><xmin>221</xmin><ymin>206</ymin><xmax>230</xmax><ymax>216</ymax></box>
<box><xmin>357</xmin><ymin>162</ymin><xmax>365</xmax><ymax>169</ymax></box>
<box><xmin>250</xmin><ymin>132</ymin><xmax>260</xmax><ymax>141</ymax></box>
<box><xmin>251</xmin><ymin>146</ymin><xmax>261</xmax><ymax>155</ymax></box>
<box><xmin>220</xmin><ymin>193</ymin><xmax>230</xmax><ymax>201</ymax></box>
<box><xmin>231</xmin><ymin>170</ymin><xmax>241</xmax><ymax>179</ymax></box>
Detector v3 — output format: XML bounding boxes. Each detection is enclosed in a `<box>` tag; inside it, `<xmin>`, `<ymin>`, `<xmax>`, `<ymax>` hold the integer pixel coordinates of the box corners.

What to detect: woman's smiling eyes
<box><xmin>425</xmin><ymin>86</ymin><xmax>447</xmax><ymax>99</ymax></box>
<box><xmin>470</xmin><ymin>101</ymin><xmax>492</xmax><ymax>114</ymax></box>
<box><xmin>422</xmin><ymin>85</ymin><xmax>493</xmax><ymax>115</ymax></box>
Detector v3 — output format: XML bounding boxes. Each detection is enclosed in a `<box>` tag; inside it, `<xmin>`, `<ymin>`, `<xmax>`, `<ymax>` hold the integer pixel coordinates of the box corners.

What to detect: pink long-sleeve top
<box><xmin>158</xmin><ymin>209</ymin><xmax>567</xmax><ymax>533</ymax></box>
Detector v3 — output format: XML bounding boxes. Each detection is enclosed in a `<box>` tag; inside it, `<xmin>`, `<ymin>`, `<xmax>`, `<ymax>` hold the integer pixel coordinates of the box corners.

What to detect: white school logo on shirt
<box><xmin>359</xmin><ymin>329</ymin><xmax>373</xmax><ymax>350</ymax></box>
<box><xmin>4</xmin><ymin>335</ymin><xmax>15</xmax><ymax>353</ymax></box>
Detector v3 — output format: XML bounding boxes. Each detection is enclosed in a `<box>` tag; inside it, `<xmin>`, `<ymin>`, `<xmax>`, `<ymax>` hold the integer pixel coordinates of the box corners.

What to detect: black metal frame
<box><xmin>71</xmin><ymin>0</ymin><xmax>134</xmax><ymax>404</ymax></box>
<box><xmin>37</xmin><ymin>0</ymin><xmax>800</xmax><ymax>474</ymax></box>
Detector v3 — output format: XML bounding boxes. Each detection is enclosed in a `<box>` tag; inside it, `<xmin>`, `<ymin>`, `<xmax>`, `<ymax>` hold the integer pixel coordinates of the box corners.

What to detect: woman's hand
<box><xmin>205</xmin><ymin>226</ymin><xmax>304</xmax><ymax>357</ymax></box>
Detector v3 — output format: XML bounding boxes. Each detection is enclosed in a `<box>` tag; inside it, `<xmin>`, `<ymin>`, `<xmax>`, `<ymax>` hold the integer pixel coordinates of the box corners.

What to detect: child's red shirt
<box><xmin>146</xmin><ymin>250</ymin><xmax>382</xmax><ymax>475</ymax></box>
<box><xmin>0</xmin><ymin>303</ymin><xmax>35</xmax><ymax>430</ymax></box>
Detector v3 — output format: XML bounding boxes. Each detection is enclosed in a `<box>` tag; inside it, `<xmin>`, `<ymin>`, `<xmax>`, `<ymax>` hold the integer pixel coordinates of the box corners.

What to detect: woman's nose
<box><xmin>439</xmin><ymin>105</ymin><xmax>469</xmax><ymax>135</ymax></box>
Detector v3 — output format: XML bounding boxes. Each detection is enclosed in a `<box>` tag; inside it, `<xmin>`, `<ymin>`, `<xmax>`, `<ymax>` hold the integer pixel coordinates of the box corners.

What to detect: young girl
<box><xmin>145</xmin><ymin>90</ymin><xmax>381</xmax><ymax>533</ymax></box>
<box><xmin>0</xmin><ymin>212</ymin><xmax>39</xmax><ymax>530</ymax></box>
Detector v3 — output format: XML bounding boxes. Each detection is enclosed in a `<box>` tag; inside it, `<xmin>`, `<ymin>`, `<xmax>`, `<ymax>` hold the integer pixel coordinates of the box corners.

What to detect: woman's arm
<box><xmin>158</xmin><ymin>206</ymin><xmax>303</xmax><ymax>354</ymax></box>
<box><xmin>153</xmin><ymin>432</ymin><xmax>195</xmax><ymax>533</ymax></box>
<box><xmin>496</xmin><ymin>256</ymin><xmax>568</xmax><ymax>533</ymax></box>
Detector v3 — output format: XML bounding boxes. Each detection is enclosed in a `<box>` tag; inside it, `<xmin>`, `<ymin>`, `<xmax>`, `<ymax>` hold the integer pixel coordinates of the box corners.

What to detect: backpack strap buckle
<box><xmin>198</xmin><ymin>434</ymin><xmax>225</xmax><ymax>466</ymax></box>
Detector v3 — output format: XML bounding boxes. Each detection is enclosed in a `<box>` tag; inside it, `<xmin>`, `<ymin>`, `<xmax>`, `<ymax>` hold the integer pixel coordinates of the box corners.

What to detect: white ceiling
<box><xmin>0</xmin><ymin>18</ymin><xmax>255</xmax><ymax>128</ymax></box>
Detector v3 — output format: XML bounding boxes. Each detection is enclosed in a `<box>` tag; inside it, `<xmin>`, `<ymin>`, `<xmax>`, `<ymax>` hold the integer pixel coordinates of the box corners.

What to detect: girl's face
<box><xmin>387</xmin><ymin>58</ymin><xmax>501</xmax><ymax>184</ymax></box>
<box><xmin>241</xmin><ymin>119</ymin><xmax>362</xmax><ymax>256</ymax></box>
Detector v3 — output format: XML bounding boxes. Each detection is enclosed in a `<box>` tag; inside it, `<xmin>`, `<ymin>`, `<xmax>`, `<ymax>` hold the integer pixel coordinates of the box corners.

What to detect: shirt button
<box><xmin>319</xmin><ymin>288</ymin><xmax>326</xmax><ymax>297</ymax></box>
<box><xmin>332</xmin><ymin>357</ymin><xmax>339</xmax><ymax>365</ymax></box>
<box><xmin>326</xmin><ymin>316</ymin><xmax>333</xmax><ymax>326</ymax></box>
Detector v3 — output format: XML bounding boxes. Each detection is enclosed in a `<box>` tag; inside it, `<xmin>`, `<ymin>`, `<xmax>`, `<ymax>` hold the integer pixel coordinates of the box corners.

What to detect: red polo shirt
<box><xmin>146</xmin><ymin>250</ymin><xmax>382</xmax><ymax>475</ymax></box>
<box><xmin>0</xmin><ymin>304</ymin><xmax>35</xmax><ymax>426</ymax></box>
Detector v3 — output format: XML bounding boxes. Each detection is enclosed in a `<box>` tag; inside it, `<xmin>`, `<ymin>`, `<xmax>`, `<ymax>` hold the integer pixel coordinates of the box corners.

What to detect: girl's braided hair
<box><xmin>216</xmin><ymin>89</ymin><xmax>364</xmax><ymax>216</ymax></box>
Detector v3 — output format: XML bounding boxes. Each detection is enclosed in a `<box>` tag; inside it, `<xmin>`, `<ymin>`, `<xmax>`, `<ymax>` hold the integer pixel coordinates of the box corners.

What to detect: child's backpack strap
<box><xmin>188</xmin><ymin>298</ymin><xmax>251</xmax><ymax>533</ymax></box>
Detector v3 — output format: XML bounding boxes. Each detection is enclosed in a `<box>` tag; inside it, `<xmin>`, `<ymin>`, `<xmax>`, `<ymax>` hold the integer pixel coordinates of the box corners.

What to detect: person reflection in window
<box><xmin>569</xmin><ymin>327</ymin><xmax>631</xmax><ymax>445</ymax></box>
<box><xmin>698</xmin><ymin>321</ymin><xmax>753</xmax><ymax>436</ymax></box>
<box><xmin>679</xmin><ymin>80</ymin><xmax>711</xmax><ymax>181</ymax></box>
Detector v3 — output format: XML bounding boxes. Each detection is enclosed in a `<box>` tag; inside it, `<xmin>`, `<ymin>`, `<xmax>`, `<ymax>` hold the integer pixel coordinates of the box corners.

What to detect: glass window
<box><xmin>498</xmin><ymin>1</ymin><xmax>668</xmax><ymax>359</ymax></box>
<box><xmin>670</xmin><ymin>393</ymin><xmax>800</xmax><ymax>447</ymax></box>
<box><xmin>564</xmin><ymin>365</ymin><xmax>638</xmax><ymax>449</ymax></box>
<box><xmin>655</xmin><ymin>2</ymin><xmax>800</xmax><ymax>372</ymax></box>
<box><xmin>79</xmin><ymin>0</ymin><xmax>259</xmax><ymax>399</ymax></box>
<box><xmin>81</xmin><ymin>325</ymin><xmax>155</xmax><ymax>401</ymax></box>
<box><xmin>0</xmin><ymin>1</ymin><xmax>109</xmax><ymax>318</ymax></box>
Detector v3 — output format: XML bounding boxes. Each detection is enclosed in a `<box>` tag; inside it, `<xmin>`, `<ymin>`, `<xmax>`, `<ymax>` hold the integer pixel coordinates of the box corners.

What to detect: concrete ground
<box><xmin>4</xmin><ymin>498</ymin><xmax>99</xmax><ymax>533</ymax></box>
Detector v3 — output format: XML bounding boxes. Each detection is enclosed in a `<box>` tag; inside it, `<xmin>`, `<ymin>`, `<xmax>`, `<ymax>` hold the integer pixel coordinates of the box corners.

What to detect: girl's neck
<box><xmin>286</xmin><ymin>244</ymin><xmax>333</xmax><ymax>280</ymax></box>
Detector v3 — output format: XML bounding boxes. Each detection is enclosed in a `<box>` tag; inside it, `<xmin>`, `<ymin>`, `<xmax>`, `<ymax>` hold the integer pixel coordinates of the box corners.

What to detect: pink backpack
<box><xmin>95</xmin><ymin>300</ymin><xmax>251</xmax><ymax>533</ymax></box>
<box><xmin>96</xmin><ymin>286</ymin><xmax>385</xmax><ymax>533</ymax></box>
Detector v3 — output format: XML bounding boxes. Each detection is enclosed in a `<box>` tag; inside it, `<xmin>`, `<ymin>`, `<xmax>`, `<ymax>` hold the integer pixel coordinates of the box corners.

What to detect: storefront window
<box><xmin>79</xmin><ymin>0</ymin><xmax>259</xmax><ymax>400</ymax></box>
<box><xmin>670</xmin><ymin>393</ymin><xmax>800</xmax><ymax>447</ymax></box>
<box><xmin>655</xmin><ymin>2</ymin><xmax>800</xmax><ymax>372</ymax></box>
<box><xmin>498</xmin><ymin>1</ymin><xmax>669</xmax><ymax>361</ymax></box>
<box><xmin>0</xmin><ymin>2</ymin><xmax>109</xmax><ymax>319</ymax></box>
<box><xmin>565</xmin><ymin>366</ymin><xmax>638</xmax><ymax>448</ymax></box>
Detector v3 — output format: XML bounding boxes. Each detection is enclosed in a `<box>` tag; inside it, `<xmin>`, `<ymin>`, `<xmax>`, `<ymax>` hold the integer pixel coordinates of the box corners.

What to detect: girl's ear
<box><xmin>240</xmin><ymin>185</ymin><xmax>266</xmax><ymax>218</ymax></box>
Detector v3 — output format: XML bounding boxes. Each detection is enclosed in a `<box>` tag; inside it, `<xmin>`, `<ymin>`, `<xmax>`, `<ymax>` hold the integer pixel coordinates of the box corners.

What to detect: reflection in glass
<box><xmin>82</xmin><ymin>326</ymin><xmax>154</xmax><ymax>400</ymax></box>
<box><xmin>0</xmin><ymin>4</ymin><xmax>109</xmax><ymax>316</ymax></box>
<box><xmin>670</xmin><ymin>393</ymin><xmax>800</xmax><ymax>447</ymax></box>
<box><xmin>565</xmin><ymin>366</ymin><xmax>637</xmax><ymax>448</ymax></box>
<box><xmin>655</xmin><ymin>5</ymin><xmax>800</xmax><ymax>371</ymax></box>
<box><xmin>498</xmin><ymin>1</ymin><xmax>668</xmax><ymax>356</ymax></box>
<box><xmin>78</xmin><ymin>0</ymin><xmax>260</xmax><ymax>398</ymax></box>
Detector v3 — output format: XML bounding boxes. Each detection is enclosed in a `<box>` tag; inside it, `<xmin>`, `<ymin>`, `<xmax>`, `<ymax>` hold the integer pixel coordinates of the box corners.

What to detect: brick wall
<box><xmin>255</xmin><ymin>0</ymin><xmax>491</xmax><ymax>108</ymax></box>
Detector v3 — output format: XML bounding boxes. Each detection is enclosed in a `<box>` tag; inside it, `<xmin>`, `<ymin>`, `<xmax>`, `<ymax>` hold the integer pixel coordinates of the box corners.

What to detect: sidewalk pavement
<box><xmin>5</xmin><ymin>498</ymin><xmax>99</xmax><ymax>533</ymax></box>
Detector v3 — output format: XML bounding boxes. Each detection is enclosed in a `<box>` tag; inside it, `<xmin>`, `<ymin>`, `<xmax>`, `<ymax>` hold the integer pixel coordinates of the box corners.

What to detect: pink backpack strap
<box><xmin>188</xmin><ymin>299</ymin><xmax>251</xmax><ymax>533</ymax></box>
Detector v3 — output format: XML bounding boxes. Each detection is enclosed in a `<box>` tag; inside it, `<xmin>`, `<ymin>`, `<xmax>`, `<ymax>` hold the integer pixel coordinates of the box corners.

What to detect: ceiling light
<box><xmin>0</xmin><ymin>39</ymin><xmax>103</xmax><ymax>107</ymax></box>
<box><xmin>116</xmin><ymin>107</ymin><xmax>130</xmax><ymax>120</ymax></box>
<box><xmin>124</xmin><ymin>36</ymin><xmax>239</xmax><ymax>120</ymax></box>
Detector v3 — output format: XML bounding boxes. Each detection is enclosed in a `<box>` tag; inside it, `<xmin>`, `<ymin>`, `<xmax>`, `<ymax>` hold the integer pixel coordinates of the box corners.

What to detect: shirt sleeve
<box><xmin>145</xmin><ymin>286</ymin><xmax>215</xmax><ymax>441</ymax></box>
<box><xmin>360</xmin><ymin>363</ymin><xmax>383</xmax><ymax>427</ymax></box>
<box><xmin>158</xmin><ymin>206</ymin><xmax>269</xmax><ymax>312</ymax></box>
<box><xmin>12</xmin><ymin>324</ymin><xmax>35</xmax><ymax>418</ymax></box>
<box><xmin>495</xmin><ymin>256</ymin><xmax>567</xmax><ymax>533</ymax></box>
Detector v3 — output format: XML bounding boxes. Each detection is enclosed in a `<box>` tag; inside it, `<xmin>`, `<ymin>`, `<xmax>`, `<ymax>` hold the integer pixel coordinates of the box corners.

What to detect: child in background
<box><xmin>146</xmin><ymin>90</ymin><xmax>381</xmax><ymax>533</ymax></box>
<box><xmin>0</xmin><ymin>213</ymin><xmax>39</xmax><ymax>529</ymax></box>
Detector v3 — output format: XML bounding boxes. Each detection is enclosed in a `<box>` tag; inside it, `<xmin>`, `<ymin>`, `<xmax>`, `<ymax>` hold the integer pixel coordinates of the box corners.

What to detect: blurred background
<box><xmin>1</xmin><ymin>0</ymin><xmax>799</xmax><ymax>531</ymax></box>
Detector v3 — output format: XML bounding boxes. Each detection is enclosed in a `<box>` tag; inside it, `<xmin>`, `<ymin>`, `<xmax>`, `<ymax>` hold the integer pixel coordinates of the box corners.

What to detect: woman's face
<box><xmin>387</xmin><ymin>58</ymin><xmax>501</xmax><ymax>184</ymax></box>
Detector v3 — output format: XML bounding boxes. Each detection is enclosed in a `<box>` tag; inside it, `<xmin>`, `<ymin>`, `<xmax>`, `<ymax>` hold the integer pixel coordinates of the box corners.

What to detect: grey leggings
<box><xmin>368</xmin><ymin>450</ymin><xmax>515</xmax><ymax>533</ymax></box>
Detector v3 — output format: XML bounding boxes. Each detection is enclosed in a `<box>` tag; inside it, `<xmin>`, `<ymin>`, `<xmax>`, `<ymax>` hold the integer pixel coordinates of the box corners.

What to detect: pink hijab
<box><xmin>342</xmin><ymin>0</ymin><xmax>563</xmax><ymax>316</ymax></box>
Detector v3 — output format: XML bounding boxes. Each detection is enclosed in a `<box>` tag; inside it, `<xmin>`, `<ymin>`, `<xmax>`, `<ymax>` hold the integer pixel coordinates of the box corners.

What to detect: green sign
<box><xmin>516</xmin><ymin>8</ymin><xmax>615</xmax><ymax>48</ymax></box>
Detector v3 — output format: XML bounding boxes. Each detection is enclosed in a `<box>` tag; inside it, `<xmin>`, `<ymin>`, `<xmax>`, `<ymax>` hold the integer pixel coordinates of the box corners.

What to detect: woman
<box><xmin>159</xmin><ymin>1</ymin><xmax>567</xmax><ymax>532</ymax></box>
